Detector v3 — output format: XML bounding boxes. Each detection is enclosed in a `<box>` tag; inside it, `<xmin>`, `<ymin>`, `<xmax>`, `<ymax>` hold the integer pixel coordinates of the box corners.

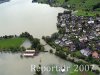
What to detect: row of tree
<box><xmin>0</xmin><ymin>35</ymin><xmax>18</xmax><ymax>39</ymax></box>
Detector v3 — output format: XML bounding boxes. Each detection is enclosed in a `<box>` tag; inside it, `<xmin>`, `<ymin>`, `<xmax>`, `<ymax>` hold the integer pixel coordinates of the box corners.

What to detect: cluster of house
<box><xmin>57</xmin><ymin>11</ymin><xmax>100</xmax><ymax>36</ymax></box>
<box><xmin>55</xmin><ymin>11</ymin><xmax>100</xmax><ymax>59</ymax></box>
<box><xmin>80</xmin><ymin>48</ymin><xmax>100</xmax><ymax>59</ymax></box>
<box><xmin>55</xmin><ymin>34</ymin><xmax>76</xmax><ymax>51</ymax></box>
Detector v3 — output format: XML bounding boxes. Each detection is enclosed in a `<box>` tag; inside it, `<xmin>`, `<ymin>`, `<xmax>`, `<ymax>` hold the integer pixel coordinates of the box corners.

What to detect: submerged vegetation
<box><xmin>34</xmin><ymin>64</ymin><xmax>42</xmax><ymax>75</ymax></box>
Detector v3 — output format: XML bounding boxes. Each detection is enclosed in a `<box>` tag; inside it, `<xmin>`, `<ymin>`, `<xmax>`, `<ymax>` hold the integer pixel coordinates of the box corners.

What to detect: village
<box><xmin>53</xmin><ymin>11</ymin><xmax>100</xmax><ymax>64</ymax></box>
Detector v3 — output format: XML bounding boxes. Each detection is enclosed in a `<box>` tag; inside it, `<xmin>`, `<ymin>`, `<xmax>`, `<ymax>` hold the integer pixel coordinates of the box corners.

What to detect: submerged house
<box><xmin>22</xmin><ymin>50</ymin><xmax>36</xmax><ymax>57</ymax></box>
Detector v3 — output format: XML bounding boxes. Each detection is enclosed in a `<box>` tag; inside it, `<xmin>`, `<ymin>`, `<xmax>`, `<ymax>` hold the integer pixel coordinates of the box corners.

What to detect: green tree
<box><xmin>49</xmin><ymin>49</ymin><xmax>53</xmax><ymax>53</ymax></box>
<box><xmin>51</xmin><ymin>32</ymin><xmax>59</xmax><ymax>40</ymax></box>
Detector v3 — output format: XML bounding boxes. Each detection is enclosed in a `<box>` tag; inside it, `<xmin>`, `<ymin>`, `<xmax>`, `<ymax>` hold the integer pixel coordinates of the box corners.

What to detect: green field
<box><xmin>66</xmin><ymin>0</ymin><xmax>100</xmax><ymax>16</ymax></box>
<box><xmin>37</xmin><ymin>0</ymin><xmax>100</xmax><ymax>16</ymax></box>
<box><xmin>0</xmin><ymin>38</ymin><xmax>26</xmax><ymax>49</ymax></box>
<box><xmin>75</xmin><ymin>10</ymin><xmax>98</xmax><ymax>16</ymax></box>
<box><xmin>67</xmin><ymin>0</ymin><xmax>100</xmax><ymax>9</ymax></box>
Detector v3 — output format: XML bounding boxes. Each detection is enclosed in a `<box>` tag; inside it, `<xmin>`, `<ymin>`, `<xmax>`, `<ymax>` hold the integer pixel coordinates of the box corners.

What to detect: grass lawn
<box><xmin>75</xmin><ymin>10</ymin><xmax>99</xmax><ymax>16</ymax></box>
<box><xmin>66</xmin><ymin>0</ymin><xmax>100</xmax><ymax>16</ymax></box>
<box><xmin>0</xmin><ymin>37</ymin><xmax>26</xmax><ymax>49</ymax></box>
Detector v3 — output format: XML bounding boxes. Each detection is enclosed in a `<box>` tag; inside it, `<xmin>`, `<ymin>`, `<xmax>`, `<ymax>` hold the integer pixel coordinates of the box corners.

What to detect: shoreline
<box><xmin>41</xmin><ymin>9</ymin><xmax>100</xmax><ymax>74</ymax></box>
<box><xmin>32</xmin><ymin>0</ymin><xmax>100</xmax><ymax>16</ymax></box>
<box><xmin>43</xmin><ymin>39</ymin><xmax>100</xmax><ymax>74</ymax></box>
<box><xmin>0</xmin><ymin>32</ymin><xmax>45</xmax><ymax>52</ymax></box>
